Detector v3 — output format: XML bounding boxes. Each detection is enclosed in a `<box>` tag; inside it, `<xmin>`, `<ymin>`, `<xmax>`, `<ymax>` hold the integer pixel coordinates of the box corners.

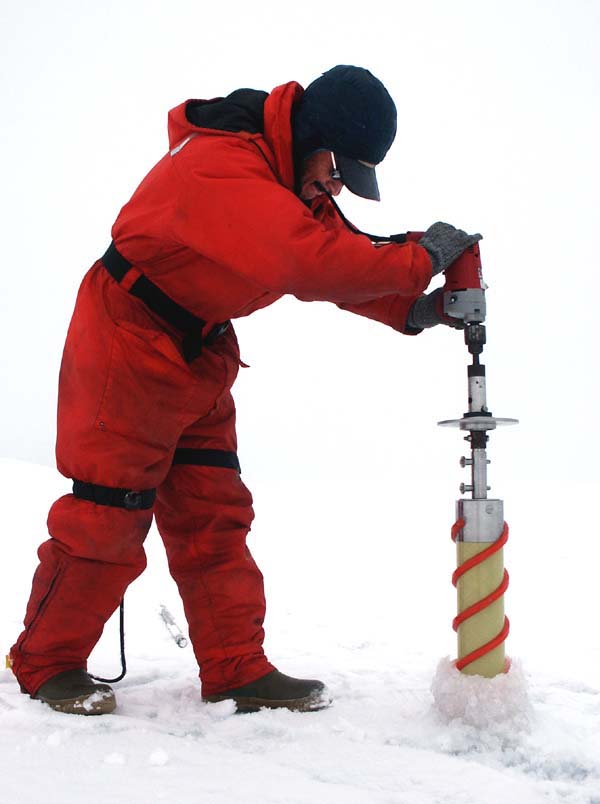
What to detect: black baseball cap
<box><xmin>293</xmin><ymin>65</ymin><xmax>397</xmax><ymax>201</ymax></box>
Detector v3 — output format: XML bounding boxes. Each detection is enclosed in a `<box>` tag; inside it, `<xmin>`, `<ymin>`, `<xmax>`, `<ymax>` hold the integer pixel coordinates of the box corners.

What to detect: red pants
<box><xmin>11</xmin><ymin>264</ymin><xmax>274</xmax><ymax>696</ymax></box>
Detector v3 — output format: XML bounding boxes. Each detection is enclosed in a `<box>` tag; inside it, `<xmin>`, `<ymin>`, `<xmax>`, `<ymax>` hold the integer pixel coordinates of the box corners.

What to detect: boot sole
<box><xmin>34</xmin><ymin>690</ymin><xmax>117</xmax><ymax>715</ymax></box>
<box><xmin>203</xmin><ymin>690</ymin><xmax>332</xmax><ymax>714</ymax></box>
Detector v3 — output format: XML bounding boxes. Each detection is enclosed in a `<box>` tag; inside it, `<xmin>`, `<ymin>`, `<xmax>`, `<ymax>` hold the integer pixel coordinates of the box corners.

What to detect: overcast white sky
<box><xmin>1</xmin><ymin>0</ymin><xmax>598</xmax><ymax>497</ymax></box>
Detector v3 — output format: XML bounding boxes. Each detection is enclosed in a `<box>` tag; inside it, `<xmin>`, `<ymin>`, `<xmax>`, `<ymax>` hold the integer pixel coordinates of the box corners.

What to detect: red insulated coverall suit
<box><xmin>11</xmin><ymin>81</ymin><xmax>432</xmax><ymax>697</ymax></box>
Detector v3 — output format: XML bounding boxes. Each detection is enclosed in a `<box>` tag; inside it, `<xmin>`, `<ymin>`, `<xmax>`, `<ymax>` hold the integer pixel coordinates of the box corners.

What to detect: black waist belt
<box><xmin>101</xmin><ymin>241</ymin><xmax>230</xmax><ymax>363</ymax></box>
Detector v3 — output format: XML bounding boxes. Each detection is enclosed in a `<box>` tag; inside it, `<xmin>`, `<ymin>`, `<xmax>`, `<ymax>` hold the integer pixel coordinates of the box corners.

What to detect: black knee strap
<box><xmin>72</xmin><ymin>451</ymin><xmax>239</xmax><ymax>511</ymax></box>
<box><xmin>172</xmin><ymin>448</ymin><xmax>241</xmax><ymax>472</ymax></box>
<box><xmin>72</xmin><ymin>480</ymin><xmax>156</xmax><ymax>510</ymax></box>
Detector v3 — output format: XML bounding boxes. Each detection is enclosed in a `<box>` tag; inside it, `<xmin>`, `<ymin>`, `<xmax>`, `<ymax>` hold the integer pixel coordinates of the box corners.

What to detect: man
<box><xmin>10</xmin><ymin>65</ymin><xmax>480</xmax><ymax>715</ymax></box>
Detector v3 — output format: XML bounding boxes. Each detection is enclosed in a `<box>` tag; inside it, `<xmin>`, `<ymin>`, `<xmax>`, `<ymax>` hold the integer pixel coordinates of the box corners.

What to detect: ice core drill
<box><xmin>438</xmin><ymin>244</ymin><xmax>518</xmax><ymax>677</ymax></box>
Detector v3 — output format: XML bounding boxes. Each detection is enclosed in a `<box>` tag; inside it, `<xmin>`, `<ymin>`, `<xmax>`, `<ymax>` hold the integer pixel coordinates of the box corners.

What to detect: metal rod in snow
<box><xmin>159</xmin><ymin>604</ymin><xmax>188</xmax><ymax>648</ymax></box>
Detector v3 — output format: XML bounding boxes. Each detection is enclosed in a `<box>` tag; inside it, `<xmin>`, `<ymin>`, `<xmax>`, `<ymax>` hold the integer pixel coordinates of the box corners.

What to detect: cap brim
<box><xmin>335</xmin><ymin>153</ymin><xmax>380</xmax><ymax>201</ymax></box>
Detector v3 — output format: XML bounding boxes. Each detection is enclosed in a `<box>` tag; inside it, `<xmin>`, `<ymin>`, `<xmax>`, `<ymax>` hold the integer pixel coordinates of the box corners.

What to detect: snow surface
<box><xmin>1</xmin><ymin>459</ymin><xmax>599</xmax><ymax>804</ymax></box>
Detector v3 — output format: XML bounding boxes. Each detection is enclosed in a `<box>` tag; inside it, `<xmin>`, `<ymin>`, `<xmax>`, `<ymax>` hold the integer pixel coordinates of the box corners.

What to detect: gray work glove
<box><xmin>419</xmin><ymin>221</ymin><xmax>482</xmax><ymax>276</ymax></box>
<box><xmin>406</xmin><ymin>287</ymin><xmax>464</xmax><ymax>330</ymax></box>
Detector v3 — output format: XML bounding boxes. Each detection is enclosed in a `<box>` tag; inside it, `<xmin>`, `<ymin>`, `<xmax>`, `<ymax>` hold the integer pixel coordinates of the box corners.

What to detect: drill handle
<box><xmin>442</xmin><ymin>243</ymin><xmax>485</xmax><ymax>293</ymax></box>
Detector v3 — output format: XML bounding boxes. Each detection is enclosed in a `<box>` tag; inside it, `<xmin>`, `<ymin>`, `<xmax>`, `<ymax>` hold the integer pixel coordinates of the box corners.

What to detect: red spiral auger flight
<box><xmin>451</xmin><ymin>518</ymin><xmax>510</xmax><ymax>671</ymax></box>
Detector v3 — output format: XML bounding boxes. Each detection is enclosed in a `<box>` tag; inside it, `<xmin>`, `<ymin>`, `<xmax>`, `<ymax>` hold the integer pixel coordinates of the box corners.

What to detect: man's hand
<box><xmin>406</xmin><ymin>288</ymin><xmax>464</xmax><ymax>330</ymax></box>
<box><xmin>420</xmin><ymin>222</ymin><xmax>482</xmax><ymax>276</ymax></box>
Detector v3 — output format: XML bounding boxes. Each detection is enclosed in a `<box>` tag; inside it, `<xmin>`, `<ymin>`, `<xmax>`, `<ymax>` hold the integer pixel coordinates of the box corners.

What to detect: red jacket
<box><xmin>111</xmin><ymin>81</ymin><xmax>432</xmax><ymax>333</ymax></box>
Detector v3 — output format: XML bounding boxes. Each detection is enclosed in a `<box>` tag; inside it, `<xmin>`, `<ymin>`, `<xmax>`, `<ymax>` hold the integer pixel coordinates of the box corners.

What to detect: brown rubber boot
<box><xmin>203</xmin><ymin>669</ymin><xmax>332</xmax><ymax>713</ymax></box>
<box><xmin>28</xmin><ymin>669</ymin><xmax>116</xmax><ymax>715</ymax></box>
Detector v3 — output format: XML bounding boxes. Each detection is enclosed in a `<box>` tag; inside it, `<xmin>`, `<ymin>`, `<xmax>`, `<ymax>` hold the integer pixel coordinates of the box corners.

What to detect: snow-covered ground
<box><xmin>1</xmin><ymin>458</ymin><xmax>599</xmax><ymax>804</ymax></box>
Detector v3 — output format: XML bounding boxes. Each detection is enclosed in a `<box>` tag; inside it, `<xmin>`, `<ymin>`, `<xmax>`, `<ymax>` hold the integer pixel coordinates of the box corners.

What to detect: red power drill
<box><xmin>404</xmin><ymin>232</ymin><xmax>486</xmax><ymax>325</ymax></box>
<box><xmin>441</xmin><ymin>242</ymin><xmax>486</xmax><ymax>325</ymax></box>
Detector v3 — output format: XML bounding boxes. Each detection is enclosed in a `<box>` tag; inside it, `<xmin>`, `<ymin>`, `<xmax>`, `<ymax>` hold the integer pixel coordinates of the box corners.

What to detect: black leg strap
<box><xmin>73</xmin><ymin>480</ymin><xmax>156</xmax><ymax>510</ymax></box>
<box><xmin>172</xmin><ymin>448</ymin><xmax>241</xmax><ymax>472</ymax></box>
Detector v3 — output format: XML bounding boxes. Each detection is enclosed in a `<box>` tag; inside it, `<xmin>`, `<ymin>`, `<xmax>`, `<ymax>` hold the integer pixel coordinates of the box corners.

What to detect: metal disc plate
<box><xmin>437</xmin><ymin>416</ymin><xmax>519</xmax><ymax>430</ymax></box>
